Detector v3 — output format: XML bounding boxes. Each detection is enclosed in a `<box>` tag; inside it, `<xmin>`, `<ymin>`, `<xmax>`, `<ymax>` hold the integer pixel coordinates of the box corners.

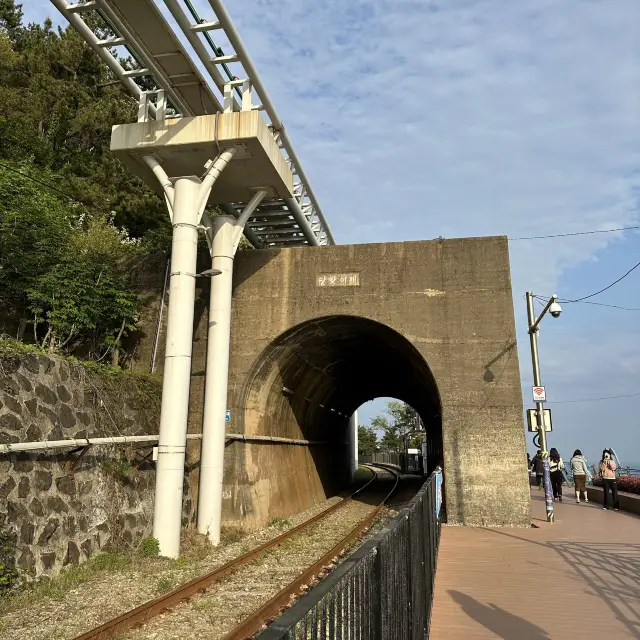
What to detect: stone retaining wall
<box><xmin>0</xmin><ymin>348</ymin><xmax>192</xmax><ymax>580</ymax></box>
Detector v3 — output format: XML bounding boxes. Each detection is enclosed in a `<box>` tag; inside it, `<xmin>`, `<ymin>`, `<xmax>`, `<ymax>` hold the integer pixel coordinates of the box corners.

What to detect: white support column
<box><xmin>197</xmin><ymin>216</ymin><xmax>235</xmax><ymax>543</ymax></box>
<box><xmin>152</xmin><ymin>176</ymin><xmax>201</xmax><ymax>558</ymax></box>
<box><xmin>348</xmin><ymin>410</ymin><xmax>359</xmax><ymax>480</ymax></box>
<box><xmin>149</xmin><ymin>150</ymin><xmax>237</xmax><ymax>559</ymax></box>
<box><xmin>198</xmin><ymin>191</ymin><xmax>266</xmax><ymax>544</ymax></box>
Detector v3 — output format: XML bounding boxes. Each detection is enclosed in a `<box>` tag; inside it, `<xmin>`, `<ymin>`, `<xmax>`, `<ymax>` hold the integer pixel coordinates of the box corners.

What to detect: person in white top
<box><xmin>549</xmin><ymin>448</ymin><xmax>565</xmax><ymax>502</ymax></box>
<box><xmin>570</xmin><ymin>449</ymin><xmax>590</xmax><ymax>504</ymax></box>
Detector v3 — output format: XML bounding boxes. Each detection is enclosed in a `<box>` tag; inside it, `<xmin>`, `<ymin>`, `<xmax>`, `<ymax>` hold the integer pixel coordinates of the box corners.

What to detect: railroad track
<box><xmin>73</xmin><ymin>465</ymin><xmax>398</xmax><ymax>640</ymax></box>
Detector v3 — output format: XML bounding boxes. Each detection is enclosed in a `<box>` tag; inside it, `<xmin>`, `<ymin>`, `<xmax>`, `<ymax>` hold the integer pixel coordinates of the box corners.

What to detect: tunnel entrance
<box><xmin>240</xmin><ymin>315</ymin><xmax>443</xmax><ymax>503</ymax></box>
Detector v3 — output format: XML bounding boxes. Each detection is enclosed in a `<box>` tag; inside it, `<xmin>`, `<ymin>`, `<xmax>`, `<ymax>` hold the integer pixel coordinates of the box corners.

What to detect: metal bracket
<box><xmin>65</xmin><ymin>444</ymin><xmax>92</xmax><ymax>475</ymax></box>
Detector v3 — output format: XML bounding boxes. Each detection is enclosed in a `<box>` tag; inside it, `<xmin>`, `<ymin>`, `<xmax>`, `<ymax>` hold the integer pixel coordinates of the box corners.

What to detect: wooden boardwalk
<box><xmin>431</xmin><ymin>490</ymin><xmax>640</xmax><ymax>639</ymax></box>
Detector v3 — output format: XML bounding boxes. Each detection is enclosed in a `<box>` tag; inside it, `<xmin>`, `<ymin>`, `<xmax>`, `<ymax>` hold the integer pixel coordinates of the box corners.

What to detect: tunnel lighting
<box><xmin>196</xmin><ymin>268</ymin><xmax>222</xmax><ymax>278</ymax></box>
<box><xmin>282</xmin><ymin>386</ymin><xmax>295</xmax><ymax>396</ymax></box>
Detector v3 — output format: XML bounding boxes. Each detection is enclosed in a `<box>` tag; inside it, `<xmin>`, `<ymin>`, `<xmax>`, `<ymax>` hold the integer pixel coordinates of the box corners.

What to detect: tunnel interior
<box><xmin>241</xmin><ymin>315</ymin><xmax>443</xmax><ymax>498</ymax></box>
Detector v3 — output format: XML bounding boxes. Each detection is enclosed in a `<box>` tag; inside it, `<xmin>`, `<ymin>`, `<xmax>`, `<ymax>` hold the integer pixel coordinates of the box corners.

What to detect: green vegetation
<box><xmin>138</xmin><ymin>536</ymin><xmax>160</xmax><ymax>558</ymax></box>
<box><xmin>0</xmin><ymin>526</ymin><xmax>17</xmax><ymax>590</ymax></box>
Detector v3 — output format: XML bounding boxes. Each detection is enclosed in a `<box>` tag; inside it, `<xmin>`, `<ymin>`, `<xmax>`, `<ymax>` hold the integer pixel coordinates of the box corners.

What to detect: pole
<box><xmin>197</xmin><ymin>191</ymin><xmax>266</xmax><ymax>544</ymax></box>
<box><xmin>152</xmin><ymin>177</ymin><xmax>201</xmax><ymax>557</ymax></box>
<box><xmin>526</xmin><ymin>292</ymin><xmax>554</xmax><ymax>523</ymax></box>
<box><xmin>197</xmin><ymin>216</ymin><xmax>235</xmax><ymax>543</ymax></box>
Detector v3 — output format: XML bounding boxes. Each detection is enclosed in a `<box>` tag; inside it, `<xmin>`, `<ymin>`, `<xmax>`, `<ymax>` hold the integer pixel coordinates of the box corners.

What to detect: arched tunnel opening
<box><xmin>240</xmin><ymin>315</ymin><xmax>443</xmax><ymax>512</ymax></box>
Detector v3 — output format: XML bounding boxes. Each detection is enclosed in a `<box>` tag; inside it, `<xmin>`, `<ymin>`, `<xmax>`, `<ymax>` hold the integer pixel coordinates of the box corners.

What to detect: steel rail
<box><xmin>223</xmin><ymin>465</ymin><xmax>400</xmax><ymax>640</ymax></box>
<box><xmin>71</xmin><ymin>469</ymin><xmax>378</xmax><ymax>640</ymax></box>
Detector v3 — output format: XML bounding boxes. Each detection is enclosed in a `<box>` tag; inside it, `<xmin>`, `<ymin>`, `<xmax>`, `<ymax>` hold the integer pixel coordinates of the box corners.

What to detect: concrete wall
<box><xmin>0</xmin><ymin>349</ymin><xmax>193</xmax><ymax>579</ymax></box>
<box><xmin>220</xmin><ymin>236</ymin><xmax>530</xmax><ymax>528</ymax></box>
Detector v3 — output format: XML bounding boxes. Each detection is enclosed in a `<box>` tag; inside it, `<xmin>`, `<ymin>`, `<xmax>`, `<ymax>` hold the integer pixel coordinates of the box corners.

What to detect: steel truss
<box><xmin>50</xmin><ymin>0</ymin><xmax>335</xmax><ymax>248</ymax></box>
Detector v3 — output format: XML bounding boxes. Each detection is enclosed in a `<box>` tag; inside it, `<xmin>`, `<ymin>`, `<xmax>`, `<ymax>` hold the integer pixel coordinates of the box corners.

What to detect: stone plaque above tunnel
<box><xmin>193</xmin><ymin>236</ymin><xmax>530</xmax><ymax>530</ymax></box>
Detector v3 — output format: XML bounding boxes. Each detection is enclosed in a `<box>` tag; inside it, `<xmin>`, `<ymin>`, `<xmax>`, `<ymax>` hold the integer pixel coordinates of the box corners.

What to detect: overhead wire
<box><xmin>547</xmin><ymin>391</ymin><xmax>640</xmax><ymax>404</ymax></box>
<box><xmin>509</xmin><ymin>225</ymin><xmax>640</xmax><ymax>240</ymax></box>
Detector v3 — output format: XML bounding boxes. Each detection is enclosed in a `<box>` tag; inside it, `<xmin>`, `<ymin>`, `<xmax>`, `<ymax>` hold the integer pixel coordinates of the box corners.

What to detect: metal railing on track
<box><xmin>257</xmin><ymin>470</ymin><xmax>442</xmax><ymax>639</ymax></box>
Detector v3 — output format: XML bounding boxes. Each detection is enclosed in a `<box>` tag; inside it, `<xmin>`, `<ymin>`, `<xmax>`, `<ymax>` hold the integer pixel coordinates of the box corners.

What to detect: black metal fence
<box><xmin>257</xmin><ymin>471</ymin><xmax>442</xmax><ymax>639</ymax></box>
<box><xmin>360</xmin><ymin>452</ymin><xmax>404</xmax><ymax>469</ymax></box>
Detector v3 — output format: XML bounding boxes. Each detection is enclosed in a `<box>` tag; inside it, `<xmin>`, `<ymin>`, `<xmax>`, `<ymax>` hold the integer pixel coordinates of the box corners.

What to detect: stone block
<box><xmin>24</xmin><ymin>398</ymin><xmax>38</xmax><ymax>417</ymax></box>
<box><xmin>20</xmin><ymin>521</ymin><xmax>35</xmax><ymax>545</ymax></box>
<box><xmin>3</xmin><ymin>394</ymin><xmax>23</xmax><ymax>416</ymax></box>
<box><xmin>58</xmin><ymin>404</ymin><xmax>76</xmax><ymax>429</ymax></box>
<box><xmin>26</xmin><ymin>423</ymin><xmax>41</xmax><ymax>440</ymax></box>
<box><xmin>64</xmin><ymin>541</ymin><xmax>80</xmax><ymax>566</ymax></box>
<box><xmin>17</xmin><ymin>548</ymin><xmax>35</xmax><ymax>573</ymax></box>
<box><xmin>40</xmin><ymin>551</ymin><xmax>57</xmax><ymax>570</ymax></box>
<box><xmin>0</xmin><ymin>476</ymin><xmax>16</xmax><ymax>500</ymax></box>
<box><xmin>38</xmin><ymin>518</ymin><xmax>60</xmax><ymax>545</ymax></box>
<box><xmin>13</xmin><ymin>455</ymin><xmax>34</xmax><ymax>472</ymax></box>
<box><xmin>21</xmin><ymin>354</ymin><xmax>40</xmax><ymax>374</ymax></box>
<box><xmin>47</xmin><ymin>496</ymin><xmax>68</xmax><ymax>514</ymax></box>
<box><xmin>57</xmin><ymin>385</ymin><xmax>72</xmax><ymax>403</ymax></box>
<box><xmin>0</xmin><ymin>413</ymin><xmax>21</xmax><ymax>432</ymax></box>
<box><xmin>35</xmin><ymin>383</ymin><xmax>58</xmax><ymax>406</ymax></box>
<box><xmin>34</xmin><ymin>470</ymin><xmax>53</xmax><ymax>491</ymax></box>
<box><xmin>0</xmin><ymin>430</ymin><xmax>20</xmax><ymax>444</ymax></box>
<box><xmin>15</xmin><ymin>372</ymin><xmax>33</xmax><ymax>393</ymax></box>
<box><xmin>17</xmin><ymin>476</ymin><xmax>30</xmax><ymax>499</ymax></box>
<box><xmin>29</xmin><ymin>497</ymin><xmax>45</xmax><ymax>517</ymax></box>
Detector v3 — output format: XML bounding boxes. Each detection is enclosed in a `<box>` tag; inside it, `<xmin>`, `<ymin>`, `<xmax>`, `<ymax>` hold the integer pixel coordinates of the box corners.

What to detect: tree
<box><xmin>370</xmin><ymin>400</ymin><xmax>423</xmax><ymax>453</ymax></box>
<box><xmin>27</xmin><ymin>215</ymin><xmax>141</xmax><ymax>361</ymax></box>
<box><xmin>358</xmin><ymin>425</ymin><xmax>378</xmax><ymax>456</ymax></box>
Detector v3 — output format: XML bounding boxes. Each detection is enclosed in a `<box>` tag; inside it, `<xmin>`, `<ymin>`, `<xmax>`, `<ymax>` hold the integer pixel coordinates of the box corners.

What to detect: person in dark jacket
<box><xmin>531</xmin><ymin>450</ymin><xmax>544</xmax><ymax>490</ymax></box>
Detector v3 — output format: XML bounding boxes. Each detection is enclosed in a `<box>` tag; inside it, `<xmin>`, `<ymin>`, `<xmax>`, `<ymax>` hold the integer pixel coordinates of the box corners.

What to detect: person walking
<box><xmin>531</xmin><ymin>450</ymin><xmax>544</xmax><ymax>490</ymax></box>
<box><xmin>570</xmin><ymin>449</ymin><xmax>589</xmax><ymax>504</ymax></box>
<box><xmin>600</xmin><ymin>449</ymin><xmax>619</xmax><ymax>511</ymax></box>
<box><xmin>549</xmin><ymin>448</ymin><xmax>565</xmax><ymax>502</ymax></box>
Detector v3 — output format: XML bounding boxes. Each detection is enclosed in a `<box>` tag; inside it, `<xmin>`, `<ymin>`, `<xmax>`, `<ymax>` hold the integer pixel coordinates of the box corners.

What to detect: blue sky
<box><xmin>29</xmin><ymin>1</ymin><xmax>640</xmax><ymax>465</ymax></box>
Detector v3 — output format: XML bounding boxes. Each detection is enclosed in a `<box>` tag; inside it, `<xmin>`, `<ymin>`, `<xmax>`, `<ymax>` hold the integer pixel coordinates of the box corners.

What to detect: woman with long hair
<box><xmin>570</xmin><ymin>449</ymin><xmax>589</xmax><ymax>504</ymax></box>
<box><xmin>549</xmin><ymin>448</ymin><xmax>565</xmax><ymax>502</ymax></box>
<box><xmin>600</xmin><ymin>449</ymin><xmax>619</xmax><ymax>511</ymax></box>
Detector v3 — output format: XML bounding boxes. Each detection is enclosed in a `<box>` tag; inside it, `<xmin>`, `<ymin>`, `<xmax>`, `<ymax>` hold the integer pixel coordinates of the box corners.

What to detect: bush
<box><xmin>138</xmin><ymin>536</ymin><xmax>160</xmax><ymax>558</ymax></box>
<box><xmin>593</xmin><ymin>475</ymin><xmax>640</xmax><ymax>495</ymax></box>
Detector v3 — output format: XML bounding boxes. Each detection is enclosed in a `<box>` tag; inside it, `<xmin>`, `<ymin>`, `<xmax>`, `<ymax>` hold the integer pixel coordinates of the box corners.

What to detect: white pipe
<box><xmin>93</xmin><ymin>0</ymin><xmax>196</xmax><ymax>117</ymax></box>
<box><xmin>50</xmin><ymin>0</ymin><xmax>156</xmax><ymax>118</ymax></box>
<box><xmin>0</xmin><ymin>433</ymin><xmax>334</xmax><ymax>455</ymax></box>
<box><xmin>197</xmin><ymin>189</ymin><xmax>266</xmax><ymax>544</ymax></box>
<box><xmin>197</xmin><ymin>149</ymin><xmax>238</xmax><ymax>216</ymax></box>
<box><xmin>233</xmin><ymin>190</ymin><xmax>268</xmax><ymax>252</ymax></box>
<box><xmin>152</xmin><ymin>175</ymin><xmax>201</xmax><ymax>558</ymax></box>
<box><xmin>207</xmin><ymin>0</ymin><xmax>335</xmax><ymax>245</ymax></box>
<box><xmin>143</xmin><ymin>156</ymin><xmax>175</xmax><ymax>207</ymax></box>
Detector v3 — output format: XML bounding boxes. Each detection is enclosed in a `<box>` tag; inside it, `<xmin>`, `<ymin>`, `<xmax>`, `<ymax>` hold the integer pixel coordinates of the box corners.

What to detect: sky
<box><xmin>27</xmin><ymin>0</ymin><xmax>640</xmax><ymax>465</ymax></box>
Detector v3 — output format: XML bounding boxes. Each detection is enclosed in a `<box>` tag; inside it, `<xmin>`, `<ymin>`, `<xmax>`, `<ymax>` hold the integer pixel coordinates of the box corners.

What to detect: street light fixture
<box><xmin>526</xmin><ymin>292</ymin><xmax>561</xmax><ymax>523</ymax></box>
<box><xmin>196</xmin><ymin>268</ymin><xmax>222</xmax><ymax>278</ymax></box>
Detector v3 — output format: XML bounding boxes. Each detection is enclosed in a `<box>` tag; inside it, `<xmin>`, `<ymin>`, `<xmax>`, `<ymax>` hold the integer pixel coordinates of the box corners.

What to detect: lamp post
<box><xmin>526</xmin><ymin>292</ymin><xmax>562</xmax><ymax>523</ymax></box>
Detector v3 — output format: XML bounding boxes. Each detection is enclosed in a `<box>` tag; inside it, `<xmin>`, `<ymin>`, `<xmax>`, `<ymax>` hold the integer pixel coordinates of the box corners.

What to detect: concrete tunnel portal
<box><xmin>239</xmin><ymin>315</ymin><xmax>444</xmax><ymax>503</ymax></box>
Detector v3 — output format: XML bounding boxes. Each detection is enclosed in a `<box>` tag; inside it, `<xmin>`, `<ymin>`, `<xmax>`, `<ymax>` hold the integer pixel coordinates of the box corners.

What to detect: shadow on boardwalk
<box><xmin>448</xmin><ymin>591</ymin><xmax>551</xmax><ymax>639</ymax></box>
<box><xmin>486</xmin><ymin>530</ymin><xmax>640</xmax><ymax>639</ymax></box>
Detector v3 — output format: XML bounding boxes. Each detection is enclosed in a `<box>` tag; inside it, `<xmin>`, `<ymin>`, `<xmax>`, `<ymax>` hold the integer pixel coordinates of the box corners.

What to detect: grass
<box><xmin>0</xmin><ymin>552</ymin><xmax>130</xmax><ymax>615</ymax></box>
<box><xmin>220</xmin><ymin>526</ymin><xmax>244</xmax><ymax>545</ymax></box>
<box><xmin>353</xmin><ymin>466</ymin><xmax>375</xmax><ymax>485</ymax></box>
<box><xmin>267</xmin><ymin>517</ymin><xmax>292</xmax><ymax>529</ymax></box>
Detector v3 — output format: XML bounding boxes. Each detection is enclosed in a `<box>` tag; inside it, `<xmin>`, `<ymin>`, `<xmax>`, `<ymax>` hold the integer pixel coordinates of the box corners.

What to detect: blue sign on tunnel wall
<box><xmin>225</xmin><ymin>410</ymin><xmax>230</xmax><ymax>423</ymax></box>
<box><xmin>435</xmin><ymin>469</ymin><xmax>443</xmax><ymax>518</ymax></box>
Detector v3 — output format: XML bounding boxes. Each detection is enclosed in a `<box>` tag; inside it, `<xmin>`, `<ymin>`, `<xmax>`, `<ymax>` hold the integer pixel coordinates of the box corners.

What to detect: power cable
<box><xmin>509</xmin><ymin>225</ymin><xmax>640</xmax><ymax>240</ymax></box>
<box><xmin>560</xmin><ymin>258</ymin><xmax>640</xmax><ymax>302</ymax></box>
<box><xmin>547</xmin><ymin>391</ymin><xmax>640</xmax><ymax>404</ymax></box>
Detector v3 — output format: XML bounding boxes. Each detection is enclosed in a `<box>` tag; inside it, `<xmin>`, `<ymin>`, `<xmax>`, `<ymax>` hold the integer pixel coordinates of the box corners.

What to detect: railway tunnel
<box><xmin>242</xmin><ymin>315</ymin><xmax>443</xmax><ymax>489</ymax></box>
